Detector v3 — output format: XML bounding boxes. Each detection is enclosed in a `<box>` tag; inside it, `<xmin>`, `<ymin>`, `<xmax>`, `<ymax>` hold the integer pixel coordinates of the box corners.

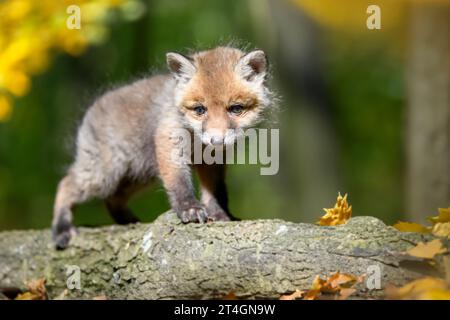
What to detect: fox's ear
<box><xmin>166</xmin><ymin>52</ymin><xmax>196</xmax><ymax>81</ymax></box>
<box><xmin>236</xmin><ymin>50</ymin><xmax>268</xmax><ymax>82</ymax></box>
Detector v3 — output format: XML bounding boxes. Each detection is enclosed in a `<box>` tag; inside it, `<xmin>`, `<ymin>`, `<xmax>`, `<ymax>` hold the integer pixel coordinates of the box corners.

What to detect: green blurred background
<box><xmin>0</xmin><ymin>0</ymin><xmax>448</xmax><ymax>230</ymax></box>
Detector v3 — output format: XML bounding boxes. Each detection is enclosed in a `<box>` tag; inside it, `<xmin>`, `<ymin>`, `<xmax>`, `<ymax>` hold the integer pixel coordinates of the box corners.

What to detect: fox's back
<box><xmin>82</xmin><ymin>74</ymin><xmax>174</xmax><ymax>140</ymax></box>
<box><xmin>73</xmin><ymin>74</ymin><xmax>175</xmax><ymax>184</ymax></box>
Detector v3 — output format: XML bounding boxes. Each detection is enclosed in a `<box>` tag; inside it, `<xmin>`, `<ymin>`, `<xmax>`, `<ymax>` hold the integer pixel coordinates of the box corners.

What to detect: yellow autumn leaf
<box><xmin>326</xmin><ymin>272</ymin><xmax>362</xmax><ymax>290</ymax></box>
<box><xmin>428</xmin><ymin>207</ymin><xmax>450</xmax><ymax>225</ymax></box>
<box><xmin>406</xmin><ymin>239</ymin><xmax>447</xmax><ymax>259</ymax></box>
<box><xmin>432</xmin><ymin>222</ymin><xmax>450</xmax><ymax>238</ymax></box>
<box><xmin>280</xmin><ymin>289</ymin><xmax>305</xmax><ymax>300</ymax></box>
<box><xmin>302</xmin><ymin>272</ymin><xmax>363</xmax><ymax>300</ymax></box>
<box><xmin>15</xmin><ymin>278</ymin><xmax>47</xmax><ymax>300</ymax></box>
<box><xmin>395</xmin><ymin>207</ymin><xmax>450</xmax><ymax>238</ymax></box>
<box><xmin>418</xmin><ymin>289</ymin><xmax>450</xmax><ymax>300</ymax></box>
<box><xmin>337</xmin><ymin>288</ymin><xmax>356</xmax><ymax>300</ymax></box>
<box><xmin>386</xmin><ymin>277</ymin><xmax>450</xmax><ymax>300</ymax></box>
<box><xmin>393</xmin><ymin>221</ymin><xmax>431</xmax><ymax>234</ymax></box>
<box><xmin>338</xmin><ymin>288</ymin><xmax>357</xmax><ymax>300</ymax></box>
<box><xmin>15</xmin><ymin>291</ymin><xmax>40</xmax><ymax>300</ymax></box>
<box><xmin>0</xmin><ymin>0</ymin><xmax>145</xmax><ymax>117</ymax></box>
<box><xmin>318</xmin><ymin>193</ymin><xmax>352</xmax><ymax>226</ymax></box>
<box><xmin>303</xmin><ymin>275</ymin><xmax>326</xmax><ymax>300</ymax></box>
<box><xmin>3</xmin><ymin>70</ymin><xmax>30</xmax><ymax>96</ymax></box>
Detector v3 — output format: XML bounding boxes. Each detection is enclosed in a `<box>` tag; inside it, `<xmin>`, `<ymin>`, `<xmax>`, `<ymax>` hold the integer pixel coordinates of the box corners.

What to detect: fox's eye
<box><xmin>228</xmin><ymin>104</ymin><xmax>244</xmax><ymax>115</ymax></box>
<box><xmin>193</xmin><ymin>105</ymin><xmax>207</xmax><ymax>116</ymax></box>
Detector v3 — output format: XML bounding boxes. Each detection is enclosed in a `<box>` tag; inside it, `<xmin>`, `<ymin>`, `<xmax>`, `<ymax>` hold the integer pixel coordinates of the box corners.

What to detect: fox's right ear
<box><xmin>166</xmin><ymin>52</ymin><xmax>196</xmax><ymax>81</ymax></box>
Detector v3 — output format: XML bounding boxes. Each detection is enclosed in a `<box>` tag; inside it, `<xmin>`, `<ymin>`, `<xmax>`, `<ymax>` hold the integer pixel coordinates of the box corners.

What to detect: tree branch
<box><xmin>0</xmin><ymin>212</ymin><xmax>445</xmax><ymax>299</ymax></box>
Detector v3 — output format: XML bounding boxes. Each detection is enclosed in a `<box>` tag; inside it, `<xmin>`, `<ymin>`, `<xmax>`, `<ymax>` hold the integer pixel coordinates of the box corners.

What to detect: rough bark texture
<box><xmin>406</xmin><ymin>3</ymin><xmax>450</xmax><ymax>223</ymax></box>
<box><xmin>0</xmin><ymin>212</ymin><xmax>446</xmax><ymax>300</ymax></box>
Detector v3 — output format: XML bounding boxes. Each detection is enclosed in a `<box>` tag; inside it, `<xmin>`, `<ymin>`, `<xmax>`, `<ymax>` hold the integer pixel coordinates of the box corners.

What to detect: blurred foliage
<box><xmin>294</xmin><ymin>0</ymin><xmax>405</xmax><ymax>30</ymax></box>
<box><xmin>0</xmin><ymin>0</ymin><xmax>144</xmax><ymax>120</ymax></box>
<box><xmin>0</xmin><ymin>0</ymin><xmax>412</xmax><ymax>230</ymax></box>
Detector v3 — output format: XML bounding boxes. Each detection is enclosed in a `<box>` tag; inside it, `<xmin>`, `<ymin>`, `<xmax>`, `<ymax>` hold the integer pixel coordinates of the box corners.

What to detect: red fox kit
<box><xmin>52</xmin><ymin>46</ymin><xmax>272</xmax><ymax>249</ymax></box>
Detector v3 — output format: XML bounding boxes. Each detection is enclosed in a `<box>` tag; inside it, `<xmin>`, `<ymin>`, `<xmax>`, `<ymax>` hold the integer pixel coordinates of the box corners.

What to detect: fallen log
<box><xmin>0</xmin><ymin>212</ymin><xmax>445</xmax><ymax>299</ymax></box>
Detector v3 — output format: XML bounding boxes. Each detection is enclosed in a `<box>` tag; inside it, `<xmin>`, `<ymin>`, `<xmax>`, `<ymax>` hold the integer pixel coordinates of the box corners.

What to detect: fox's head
<box><xmin>167</xmin><ymin>47</ymin><xmax>272</xmax><ymax>145</ymax></box>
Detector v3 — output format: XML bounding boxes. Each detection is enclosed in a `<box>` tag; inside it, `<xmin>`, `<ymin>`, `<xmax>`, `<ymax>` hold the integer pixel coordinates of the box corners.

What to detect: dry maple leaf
<box><xmin>428</xmin><ymin>207</ymin><xmax>450</xmax><ymax>225</ymax></box>
<box><xmin>303</xmin><ymin>275</ymin><xmax>325</xmax><ymax>300</ymax></box>
<box><xmin>280</xmin><ymin>290</ymin><xmax>305</xmax><ymax>300</ymax></box>
<box><xmin>386</xmin><ymin>277</ymin><xmax>450</xmax><ymax>300</ymax></box>
<box><xmin>432</xmin><ymin>222</ymin><xmax>450</xmax><ymax>238</ymax></box>
<box><xmin>393</xmin><ymin>221</ymin><xmax>430</xmax><ymax>234</ymax></box>
<box><xmin>406</xmin><ymin>239</ymin><xmax>447</xmax><ymax>259</ymax></box>
<box><xmin>394</xmin><ymin>207</ymin><xmax>450</xmax><ymax>238</ymax></box>
<box><xmin>326</xmin><ymin>272</ymin><xmax>362</xmax><ymax>290</ymax></box>
<box><xmin>15</xmin><ymin>278</ymin><xmax>47</xmax><ymax>300</ymax></box>
<box><xmin>222</xmin><ymin>291</ymin><xmax>237</xmax><ymax>300</ymax></box>
<box><xmin>338</xmin><ymin>288</ymin><xmax>357</xmax><ymax>300</ymax></box>
<box><xmin>303</xmin><ymin>272</ymin><xmax>363</xmax><ymax>300</ymax></box>
<box><xmin>318</xmin><ymin>193</ymin><xmax>352</xmax><ymax>226</ymax></box>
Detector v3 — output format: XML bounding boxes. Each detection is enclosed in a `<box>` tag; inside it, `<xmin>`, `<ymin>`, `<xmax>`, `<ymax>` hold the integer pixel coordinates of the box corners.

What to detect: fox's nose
<box><xmin>211</xmin><ymin>135</ymin><xmax>224</xmax><ymax>145</ymax></box>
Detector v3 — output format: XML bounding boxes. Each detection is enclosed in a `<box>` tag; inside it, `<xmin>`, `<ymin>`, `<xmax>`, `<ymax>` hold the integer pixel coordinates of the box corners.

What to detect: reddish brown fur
<box><xmin>181</xmin><ymin>48</ymin><xmax>260</xmax><ymax>134</ymax></box>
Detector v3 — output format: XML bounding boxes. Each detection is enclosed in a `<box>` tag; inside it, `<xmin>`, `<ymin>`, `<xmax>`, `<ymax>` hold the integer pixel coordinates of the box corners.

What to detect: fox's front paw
<box><xmin>177</xmin><ymin>203</ymin><xmax>209</xmax><ymax>223</ymax></box>
<box><xmin>208</xmin><ymin>210</ymin><xmax>231</xmax><ymax>221</ymax></box>
<box><xmin>205</xmin><ymin>203</ymin><xmax>231</xmax><ymax>222</ymax></box>
<box><xmin>52</xmin><ymin>220</ymin><xmax>77</xmax><ymax>250</ymax></box>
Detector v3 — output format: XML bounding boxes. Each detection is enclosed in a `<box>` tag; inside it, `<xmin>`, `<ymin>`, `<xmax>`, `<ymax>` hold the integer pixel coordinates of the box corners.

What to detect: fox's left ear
<box><xmin>236</xmin><ymin>50</ymin><xmax>268</xmax><ymax>82</ymax></box>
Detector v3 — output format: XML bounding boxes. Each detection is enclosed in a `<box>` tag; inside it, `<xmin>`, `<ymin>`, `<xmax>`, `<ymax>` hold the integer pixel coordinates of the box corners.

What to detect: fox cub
<box><xmin>52</xmin><ymin>46</ymin><xmax>272</xmax><ymax>249</ymax></box>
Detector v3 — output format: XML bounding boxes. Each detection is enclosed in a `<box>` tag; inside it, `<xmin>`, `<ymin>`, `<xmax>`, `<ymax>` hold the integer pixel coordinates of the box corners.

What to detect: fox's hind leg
<box><xmin>105</xmin><ymin>180</ymin><xmax>142</xmax><ymax>224</ymax></box>
<box><xmin>52</xmin><ymin>173</ymin><xmax>86</xmax><ymax>249</ymax></box>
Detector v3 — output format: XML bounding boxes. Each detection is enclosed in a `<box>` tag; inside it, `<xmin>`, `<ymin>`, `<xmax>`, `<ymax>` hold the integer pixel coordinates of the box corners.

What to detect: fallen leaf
<box><xmin>280</xmin><ymin>290</ymin><xmax>305</xmax><ymax>300</ymax></box>
<box><xmin>428</xmin><ymin>207</ymin><xmax>450</xmax><ymax>225</ymax></box>
<box><xmin>222</xmin><ymin>291</ymin><xmax>237</xmax><ymax>300</ymax></box>
<box><xmin>303</xmin><ymin>275</ymin><xmax>326</xmax><ymax>300</ymax></box>
<box><xmin>326</xmin><ymin>272</ymin><xmax>361</xmax><ymax>290</ymax></box>
<box><xmin>93</xmin><ymin>295</ymin><xmax>107</xmax><ymax>300</ymax></box>
<box><xmin>303</xmin><ymin>272</ymin><xmax>363</xmax><ymax>300</ymax></box>
<box><xmin>394</xmin><ymin>207</ymin><xmax>450</xmax><ymax>238</ymax></box>
<box><xmin>432</xmin><ymin>222</ymin><xmax>450</xmax><ymax>238</ymax></box>
<box><xmin>418</xmin><ymin>289</ymin><xmax>450</xmax><ymax>300</ymax></box>
<box><xmin>386</xmin><ymin>277</ymin><xmax>449</xmax><ymax>300</ymax></box>
<box><xmin>318</xmin><ymin>193</ymin><xmax>352</xmax><ymax>226</ymax></box>
<box><xmin>338</xmin><ymin>288</ymin><xmax>356</xmax><ymax>300</ymax></box>
<box><xmin>393</xmin><ymin>221</ymin><xmax>430</xmax><ymax>234</ymax></box>
<box><xmin>303</xmin><ymin>290</ymin><xmax>321</xmax><ymax>300</ymax></box>
<box><xmin>406</xmin><ymin>239</ymin><xmax>447</xmax><ymax>259</ymax></box>
<box><xmin>15</xmin><ymin>278</ymin><xmax>47</xmax><ymax>300</ymax></box>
